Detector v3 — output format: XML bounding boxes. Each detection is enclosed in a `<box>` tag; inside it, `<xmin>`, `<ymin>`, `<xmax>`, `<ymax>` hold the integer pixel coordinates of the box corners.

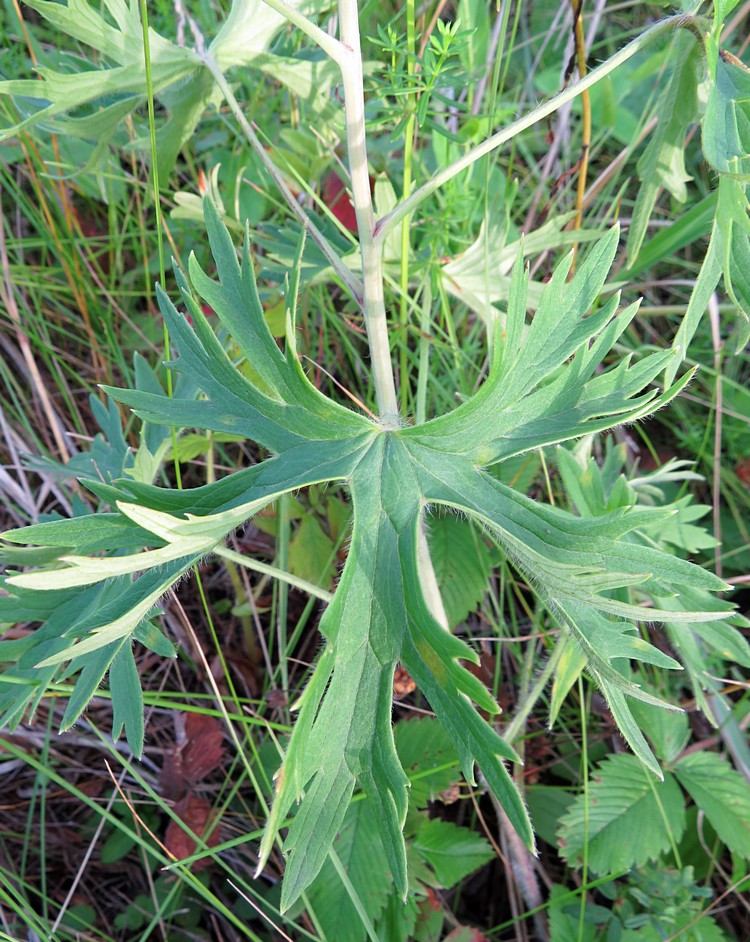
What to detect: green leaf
<box><xmin>620</xmin><ymin>192</ymin><xmax>718</xmax><ymax>282</ymax></box>
<box><xmin>374</xmin><ymin>893</ymin><xmax>419</xmax><ymax>942</ymax></box>
<box><xmin>702</xmin><ymin>50</ymin><xmax>750</xmax><ymax>179</ymax></box>
<box><xmin>674</xmin><ymin>752</ymin><xmax>750</xmax><ymax>857</ymax></box>
<box><xmin>639</xmin><ymin>498</ymin><xmax>718</xmax><ymax>554</ymax></box>
<box><xmin>627</xmin><ymin>38</ymin><xmax>702</xmax><ymax>262</ymax></box>
<box><xmin>109</xmin><ymin>643</ymin><xmax>145</xmax><ymax>756</ymax></box>
<box><xmin>547</xmin><ymin>885</ymin><xmax>598</xmax><ymax>942</ymax></box>
<box><xmin>306</xmin><ymin>799</ymin><xmax>393</xmax><ymax>942</ymax></box>
<box><xmin>2</xmin><ymin>204</ymin><xmax>732</xmax><ymax>912</ymax></box>
<box><xmin>549</xmin><ymin>634</ymin><xmax>587</xmax><ymax>727</ymax></box>
<box><xmin>426</xmin><ymin>515</ymin><xmax>493</xmax><ymax>627</ymax></box>
<box><xmin>394</xmin><ymin>718</ymin><xmax>461</xmax><ymax>807</ymax></box>
<box><xmin>526</xmin><ymin>787</ymin><xmax>576</xmax><ymax>848</ymax></box>
<box><xmin>409</xmin><ymin>227</ymin><xmax>692</xmax><ymax>465</ymax></box>
<box><xmin>714</xmin><ymin>0</ymin><xmax>743</xmax><ymax>20</ymax></box>
<box><xmin>412</xmin><ymin>818</ymin><xmax>494</xmax><ymax>888</ymax></box>
<box><xmin>439</xmin><ymin>213</ymin><xmax>598</xmax><ymax>321</ymax></box>
<box><xmin>288</xmin><ymin>514</ymin><xmax>336</xmax><ymax>591</ymax></box>
<box><xmin>557</xmin><ymin>754</ymin><xmax>686</xmax><ymax>874</ymax></box>
<box><xmin>629</xmin><ymin>698</ymin><xmax>691</xmax><ymax>765</ymax></box>
<box><xmin>0</xmin><ymin>0</ymin><xmax>330</xmax><ymax>180</ymax></box>
<box><xmin>691</xmin><ymin>619</ymin><xmax>750</xmax><ymax>668</ymax></box>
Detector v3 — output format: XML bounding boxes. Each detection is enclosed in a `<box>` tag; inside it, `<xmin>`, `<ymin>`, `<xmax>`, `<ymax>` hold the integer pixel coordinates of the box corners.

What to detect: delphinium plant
<box><xmin>1</xmin><ymin>0</ymin><xmax>749</xmax><ymax>920</ymax></box>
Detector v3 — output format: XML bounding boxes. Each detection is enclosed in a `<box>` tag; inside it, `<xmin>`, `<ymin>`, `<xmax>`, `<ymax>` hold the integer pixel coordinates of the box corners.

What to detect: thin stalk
<box><xmin>577</xmin><ymin>676</ymin><xmax>590</xmax><ymax>941</ymax></box>
<box><xmin>203</xmin><ymin>59</ymin><xmax>364</xmax><ymax>305</ymax></box>
<box><xmin>375</xmin><ymin>14</ymin><xmax>706</xmax><ymax>244</ymax></box>
<box><xmin>275</xmin><ymin>493</ymin><xmax>291</xmax><ymax>699</ymax></box>
<box><xmin>709</xmin><ymin>293</ymin><xmax>724</xmax><ymax>581</ymax></box>
<box><xmin>504</xmin><ymin>641</ymin><xmax>564</xmax><ymax>743</ymax></box>
<box><xmin>398</xmin><ymin>0</ymin><xmax>417</xmax><ymax>414</ymax></box>
<box><xmin>338</xmin><ymin>0</ymin><xmax>400</xmax><ymax>421</ymax></box>
<box><xmin>253</xmin><ymin>0</ymin><xmax>344</xmax><ymax>63</ymax></box>
<box><xmin>216</xmin><ymin>545</ymin><xmax>333</xmax><ymax>601</ymax></box>
<box><xmin>139</xmin><ymin>0</ymin><xmax>182</xmax><ymax>488</ymax></box>
<box><xmin>415</xmin><ymin>279</ymin><xmax>432</xmax><ymax>425</ymax></box>
<box><xmin>569</xmin><ymin>0</ymin><xmax>591</xmax><ymax>270</ymax></box>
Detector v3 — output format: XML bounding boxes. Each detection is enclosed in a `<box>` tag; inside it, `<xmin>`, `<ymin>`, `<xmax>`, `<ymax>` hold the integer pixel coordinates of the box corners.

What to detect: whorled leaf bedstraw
<box><xmin>0</xmin><ymin>200</ymin><xmax>731</xmax><ymax>909</ymax></box>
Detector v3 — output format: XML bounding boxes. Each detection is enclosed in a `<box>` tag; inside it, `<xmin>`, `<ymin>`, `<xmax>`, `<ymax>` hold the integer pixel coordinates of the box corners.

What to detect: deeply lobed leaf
<box><xmin>0</xmin><ymin>202</ymin><xmax>732</xmax><ymax>910</ymax></box>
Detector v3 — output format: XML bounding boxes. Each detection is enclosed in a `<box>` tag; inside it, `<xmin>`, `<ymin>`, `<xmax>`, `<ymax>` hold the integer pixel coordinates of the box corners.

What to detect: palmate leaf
<box><xmin>0</xmin><ymin>200</ymin><xmax>731</xmax><ymax>911</ymax></box>
<box><xmin>0</xmin><ymin>0</ymin><xmax>336</xmax><ymax>179</ymax></box>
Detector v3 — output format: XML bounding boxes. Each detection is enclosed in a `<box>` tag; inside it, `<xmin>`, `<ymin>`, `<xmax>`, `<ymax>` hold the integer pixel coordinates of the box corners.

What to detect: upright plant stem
<box><xmin>569</xmin><ymin>0</ymin><xmax>591</xmax><ymax>270</ymax></box>
<box><xmin>139</xmin><ymin>0</ymin><xmax>182</xmax><ymax>487</ymax></box>
<box><xmin>338</xmin><ymin>0</ymin><xmax>400</xmax><ymax>422</ymax></box>
<box><xmin>398</xmin><ymin>0</ymin><xmax>416</xmax><ymax>415</ymax></box>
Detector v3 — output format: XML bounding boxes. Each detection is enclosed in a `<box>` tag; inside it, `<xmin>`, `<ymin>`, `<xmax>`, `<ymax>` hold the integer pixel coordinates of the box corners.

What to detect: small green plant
<box><xmin>1</xmin><ymin>0</ymin><xmax>749</xmax><ymax>921</ymax></box>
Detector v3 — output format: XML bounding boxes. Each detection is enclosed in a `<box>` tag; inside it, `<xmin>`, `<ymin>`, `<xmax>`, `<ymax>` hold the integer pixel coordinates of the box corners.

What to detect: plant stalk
<box><xmin>203</xmin><ymin>59</ymin><xmax>364</xmax><ymax>305</ymax></box>
<box><xmin>338</xmin><ymin>0</ymin><xmax>400</xmax><ymax>422</ymax></box>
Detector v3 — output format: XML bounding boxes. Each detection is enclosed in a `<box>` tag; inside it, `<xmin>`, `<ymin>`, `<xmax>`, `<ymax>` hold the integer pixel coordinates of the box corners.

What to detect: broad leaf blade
<box><xmin>674</xmin><ymin>752</ymin><xmax>750</xmax><ymax>857</ymax></box>
<box><xmin>557</xmin><ymin>754</ymin><xmax>685</xmax><ymax>873</ymax></box>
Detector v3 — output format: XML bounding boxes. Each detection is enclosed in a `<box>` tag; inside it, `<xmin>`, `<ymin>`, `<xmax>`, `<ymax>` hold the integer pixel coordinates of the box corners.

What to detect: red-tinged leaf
<box><xmin>160</xmin><ymin>713</ymin><xmax>225</xmax><ymax>799</ymax></box>
<box><xmin>164</xmin><ymin>794</ymin><xmax>220</xmax><ymax>870</ymax></box>
<box><xmin>322</xmin><ymin>171</ymin><xmax>358</xmax><ymax>233</ymax></box>
<box><xmin>181</xmin><ymin>712</ymin><xmax>226</xmax><ymax>783</ymax></box>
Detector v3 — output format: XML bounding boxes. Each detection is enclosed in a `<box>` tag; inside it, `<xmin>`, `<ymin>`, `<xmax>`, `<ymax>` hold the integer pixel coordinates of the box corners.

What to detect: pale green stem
<box><xmin>417</xmin><ymin>518</ymin><xmax>449</xmax><ymax>627</ymax></box>
<box><xmin>415</xmin><ymin>279</ymin><xmax>432</xmax><ymax>425</ymax></box>
<box><xmin>139</xmin><ymin>0</ymin><xmax>182</xmax><ymax>488</ymax></box>
<box><xmin>202</xmin><ymin>57</ymin><xmax>364</xmax><ymax>304</ymax></box>
<box><xmin>374</xmin><ymin>14</ymin><xmax>705</xmax><ymax>244</ymax></box>
<box><xmin>504</xmin><ymin>641</ymin><xmax>564</xmax><ymax>743</ymax></box>
<box><xmin>275</xmin><ymin>493</ymin><xmax>291</xmax><ymax>697</ymax></box>
<box><xmin>216</xmin><ymin>545</ymin><xmax>333</xmax><ymax>602</ymax></box>
<box><xmin>254</xmin><ymin>0</ymin><xmax>400</xmax><ymax>419</ymax></box>
<box><xmin>338</xmin><ymin>0</ymin><xmax>400</xmax><ymax>422</ymax></box>
<box><xmin>577</xmin><ymin>676</ymin><xmax>590</xmax><ymax>937</ymax></box>
<box><xmin>398</xmin><ymin>0</ymin><xmax>416</xmax><ymax>414</ymax></box>
<box><xmin>256</xmin><ymin>0</ymin><xmax>345</xmax><ymax>62</ymax></box>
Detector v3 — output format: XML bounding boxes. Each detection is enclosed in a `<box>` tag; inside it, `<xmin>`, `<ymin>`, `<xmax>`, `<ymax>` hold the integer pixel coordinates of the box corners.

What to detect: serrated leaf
<box><xmin>526</xmin><ymin>787</ymin><xmax>576</xmax><ymax>848</ymax></box>
<box><xmin>374</xmin><ymin>892</ymin><xmax>419</xmax><ymax>942</ymax></box>
<box><xmin>427</xmin><ymin>515</ymin><xmax>493</xmax><ymax>627</ymax></box>
<box><xmin>674</xmin><ymin>752</ymin><xmax>750</xmax><ymax>857</ymax></box>
<box><xmin>394</xmin><ymin>718</ymin><xmax>460</xmax><ymax>807</ymax></box>
<box><xmin>2</xmin><ymin>203</ymin><xmax>733</xmax><ymax>913</ymax></box>
<box><xmin>557</xmin><ymin>754</ymin><xmax>686</xmax><ymax>874</ymax></box>
<box><xmin>412</xmin><ymin>818</ymin><xmax>494</xmax><ymax>888</ymax></box>
<box><xmin>547</xmin><ymin>885</ymin><xmax>597</xmax><ymax>942</ymax></box>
